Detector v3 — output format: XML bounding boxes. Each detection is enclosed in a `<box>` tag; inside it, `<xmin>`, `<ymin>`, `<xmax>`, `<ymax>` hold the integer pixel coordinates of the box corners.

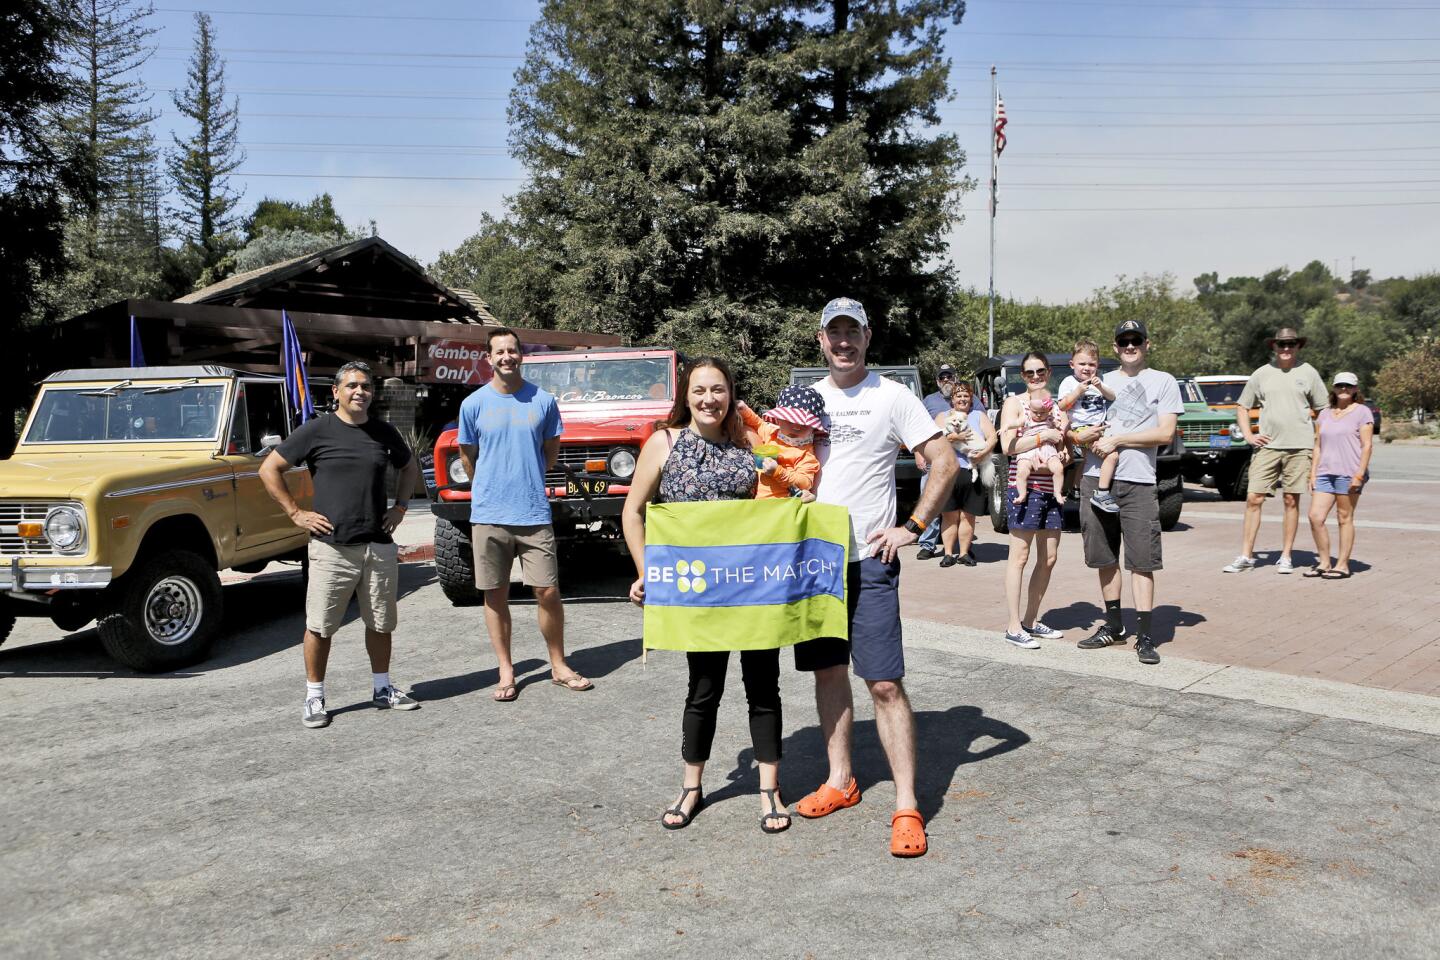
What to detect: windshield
<box><xmin>24</xmin><ymin>385</ymin><xmax>227</xmax><ymax>443</ymax></box>
<box><xmin>524</xmin><ymin>357</ymin><xmax>672</xmax><ymax>403</ymax></box>
<box><xmin>1198</xmin><ymin>381</ymin><xmax>1247</xmax><ymax>405</ymax></box>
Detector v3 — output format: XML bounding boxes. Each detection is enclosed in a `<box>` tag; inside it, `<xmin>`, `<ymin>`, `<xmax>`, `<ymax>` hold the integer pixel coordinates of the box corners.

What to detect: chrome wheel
<box><xmin>143</xmin><ymin>575</ymin><xmax>203</xmax><ymax>646</ymax></box>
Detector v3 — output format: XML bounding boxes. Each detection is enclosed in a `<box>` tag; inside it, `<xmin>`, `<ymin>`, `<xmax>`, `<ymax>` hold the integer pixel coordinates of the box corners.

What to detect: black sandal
<box><xmin>760</xmin><ymin>788</ymin><xmax>791</xmax><ymax>834</ymax></box>
<box><xmin>661</xmin><ymin>785</ymin><xmax>704</xmax><ymax>830</ymax></box>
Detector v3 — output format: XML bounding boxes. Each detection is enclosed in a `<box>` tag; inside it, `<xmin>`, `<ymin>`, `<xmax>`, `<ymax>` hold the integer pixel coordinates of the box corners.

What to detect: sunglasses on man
<box><xmin>1273</xmin><ymin>339</ymin><xmax>1300</xmax><ymax>349</ymax></box>
<box><xmin>1115</xmin><ymin>337</ymin><xmax>1144</xmax><ymax>349</ymax></box>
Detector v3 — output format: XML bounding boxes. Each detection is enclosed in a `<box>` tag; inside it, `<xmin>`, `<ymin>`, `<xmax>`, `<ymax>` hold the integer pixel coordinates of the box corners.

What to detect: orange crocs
<box><xmin>795</xmin><ymin>777</ymin><xmax>862</xmax><ymax>819</ymax></box>
<box><xmin>890</xmin><ymin>809</ymin><xmax>927</xmax><ymax>858</ymax></box>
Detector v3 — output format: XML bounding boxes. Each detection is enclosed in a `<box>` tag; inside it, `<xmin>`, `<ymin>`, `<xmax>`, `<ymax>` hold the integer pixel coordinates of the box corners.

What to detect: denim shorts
<box><xmin>1314</xmin><ymin>473</ymin><xmax>1367</xmax><ymax>495</ymax></box>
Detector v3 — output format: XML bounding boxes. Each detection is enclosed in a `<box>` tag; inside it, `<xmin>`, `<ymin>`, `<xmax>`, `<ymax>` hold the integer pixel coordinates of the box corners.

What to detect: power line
<box><xmin>953</xmin><ymin>58</ymin><xmax>1440</xmax><ymax>68</ymax></box>
<box><xmin>943</xmin><ymin>88</ymin><xmax>1440</xmax><ymax>100</ymax></box>
<box><xmin>155</xmin><ymin>6</ymin><xmax>533</xmax><ymax>22</ymax></box>
<box><xmin>241</xmin><ymin>172</ymin><xmax>525</xmax><ymax>181</ymax></box>
<box><xmin>963</xmin><ymin>30</ymin><xmax>1440</xmax><ymax>41</ymax></box>
<box><xmin>158</xmin><ymin>44</ymin><xmax>524</xmax><ymax>60</ymax></box>
<box><xmin>945</xmin><ymin>118</ymin><xmax>1440</xmax><ymax>127</ymax></box>
<box><xmin>962</xmin><ymin>200</ymin><xmax>1440</xmax><ymax>211</ymax></box>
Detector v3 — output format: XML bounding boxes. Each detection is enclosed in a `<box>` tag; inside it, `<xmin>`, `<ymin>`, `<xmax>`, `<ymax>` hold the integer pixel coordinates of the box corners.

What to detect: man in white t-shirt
<box><xmin>792</xmin><ymin>296</ymin><xmax>956</xmax><ymax>859</ymax></box>
<box><xmin>1075</xmin><ymin>320</ymin><xmax>1184</xmax><ymax>666</ymax></box>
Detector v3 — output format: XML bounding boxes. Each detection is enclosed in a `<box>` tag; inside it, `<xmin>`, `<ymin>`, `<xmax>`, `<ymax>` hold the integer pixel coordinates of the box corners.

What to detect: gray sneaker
<box><xmin>373</xmin><ymin>686</ymin><xmax>419</xmax><ymax>710</ymax></box>
<box><xmin>1004</xmin><ymin>630</ymin><xmax>1041</xmax><ymax>650</ymax></box>
<box><xmin>1023</xmin><ymin>621</ymin><xmax>1064</xmax><ymax>641</ymax></box>
<box><xmin>1275</xmin><ymin>557</ymin><xmax>1295</xmax><ymax>574</ymax></box>
<box><xmin>1089</xmin><ymin>489</ymin><xmax>1120</xmax><ymax>513</ymax></box>
<box><xmin>1222</xmin><ymin>555</ymin><xmax>1257</xmax><ymax>573</ymax></box>
<box><xmin>302</xmin><ymin>696</ymin><xmax>330</xmax><ymax>729</ymax></box>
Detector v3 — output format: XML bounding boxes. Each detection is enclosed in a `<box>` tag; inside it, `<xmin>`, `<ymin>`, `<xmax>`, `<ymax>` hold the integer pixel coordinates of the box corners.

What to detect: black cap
<box><xmin>937</xmin><ymin>363</ymin><xmax>956</xmax><ymax>378</ymax></box>
<box><xmin>1114</xmin><ymin>319</ymin><xmax>1148</xmax><ymax>340</ymax></box>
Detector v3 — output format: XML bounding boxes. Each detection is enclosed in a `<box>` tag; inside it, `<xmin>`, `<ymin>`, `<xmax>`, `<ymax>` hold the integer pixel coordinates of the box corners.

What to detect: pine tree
<box><xmin>501</xmin><ymin>0</ymin><xmax>969</xmax><ymax>395</ymax></box>
<box><xmin>45</xmin><ymin>0</ymin><xmax>166</xmax><ymax>314</ymax></box>
<box><xmin>2</xmin><ymin>0</ymin><xmax>88</xmax><ymax>452</ymax></box>
<box><xmin>168</xmin><ymin>11</ymin><xmax>244</xmax><ymax>268</ymax></box>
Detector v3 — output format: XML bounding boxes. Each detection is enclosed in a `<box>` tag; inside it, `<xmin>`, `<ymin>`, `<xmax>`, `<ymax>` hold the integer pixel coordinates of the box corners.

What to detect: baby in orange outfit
<box><xmin>737</xmin><ymin>385</ymin><xmax>828</xmax><ymax>500</ymax></box>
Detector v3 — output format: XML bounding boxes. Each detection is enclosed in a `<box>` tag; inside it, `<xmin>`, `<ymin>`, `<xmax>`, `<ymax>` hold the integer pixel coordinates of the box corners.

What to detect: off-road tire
<box><xmin>97</xmin><ymin>550</ymin><xmax>223</xmax><ymax>672</ymax></box>
<box><xmin>987</xmin><ymin>453</ymin><xmax>1009</xmax><ymax>534</ymax></box>
<box><xmin>1158</xmin><ymin>472</ymin><xmax>1184</xmax><ymax>532</ymax></box>
<box><xmin>434</xmin><ymin>516</ymin><xmax>483</xmax><ymax>606</ymax></box>
<box><xmin>1220</xmin><ymin>460</ymin><xmax>1250</xmax><ymax>502</ymax></box>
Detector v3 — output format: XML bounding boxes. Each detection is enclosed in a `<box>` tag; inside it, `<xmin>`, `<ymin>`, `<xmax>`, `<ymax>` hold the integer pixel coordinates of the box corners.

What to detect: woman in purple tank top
<box><xmin>1305</xmin><ymin>372</ymin><xmax>1374</xmax><ymax>579</ymax></box>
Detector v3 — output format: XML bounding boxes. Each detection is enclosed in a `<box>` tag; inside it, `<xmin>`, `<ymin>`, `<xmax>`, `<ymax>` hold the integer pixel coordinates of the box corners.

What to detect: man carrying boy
<box><xmin>1076</xmin><ymin>321</ymin><xmax>1184</xmax><ymax>666</ymax></box>
<box><xmin>1222</xmin><ymin>326</ymin><xmax>1327</xmax><ymax>574</ymax></box>
<box><xmin>1057</xmin><ymin>339</ymin><xmax>1119</xmax><ymax>511</ymax></box>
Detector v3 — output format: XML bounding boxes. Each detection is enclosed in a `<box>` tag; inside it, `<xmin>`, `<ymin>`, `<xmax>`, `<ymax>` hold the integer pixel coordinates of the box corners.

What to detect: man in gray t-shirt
<box><xmin>1076</xmin><ymin>320</ymin><xmax>1184</xmax><ymax>666</ymax></box>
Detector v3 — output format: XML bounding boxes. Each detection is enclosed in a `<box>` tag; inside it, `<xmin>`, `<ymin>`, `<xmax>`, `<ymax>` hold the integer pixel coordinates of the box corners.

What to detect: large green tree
<box><xmin>2</xmin><ymin>0</ymin><xmax>86</xmax><ymax>453</ymax></box>
<box><xmin>498</xmin><ymin>0</ymin><xmax>969</xmax><ymax>394</ymax></box>
<box><xmin>46</xmin><ymin>0</ymin><xmax>165</xmax><ymax>315</ymax></box>
<box><xmin>168</xmin><ymin>11</ymin><xmax>243</xmax><ymax>269</ymax></box>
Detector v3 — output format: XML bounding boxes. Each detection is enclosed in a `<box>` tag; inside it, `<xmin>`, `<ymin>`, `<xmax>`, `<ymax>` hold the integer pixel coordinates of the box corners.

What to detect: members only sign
<box><xmin>419</xmin><ymin>339</ymin><xmax>492</xmax><ymax>386</ymax></box>
<box><xmin>642</xmin><ymin>499</ymin><xmax>850</xmax><ymax>652</ymax></box>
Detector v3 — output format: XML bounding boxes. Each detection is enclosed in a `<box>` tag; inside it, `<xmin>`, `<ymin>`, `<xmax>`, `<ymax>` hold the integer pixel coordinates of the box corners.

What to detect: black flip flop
<box><xmin>1321</xmin><ymin>570</ymin><xmax>1352</xmax><ymax>580</ymax></box>
<box><xmin>1302</xmin><ymin>566</ymin><xmax>1328</xmax><ymax>578</ymax></box>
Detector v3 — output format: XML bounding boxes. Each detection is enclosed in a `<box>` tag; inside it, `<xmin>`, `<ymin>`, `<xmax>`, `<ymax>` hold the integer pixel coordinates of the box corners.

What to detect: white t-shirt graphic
<box><xmin>1058</xmin><ymin>374</ymin><xmax>1108</xmax><ymax>429</ymax></box>
<box><xmin>1083</xmin><ymin>367</ymin><xmax>1183</xmax><ymax>485</ymax></box>
<box><xmin>813</xmin><ymin>372</ymin><xmax>940</xmax><ymax>558</ymax></box>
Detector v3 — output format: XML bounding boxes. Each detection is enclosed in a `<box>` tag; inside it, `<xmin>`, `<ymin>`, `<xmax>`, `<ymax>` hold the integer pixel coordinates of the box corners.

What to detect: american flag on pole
<box><xmin>991</xmin><ymin>92</ymin><xmax>1007</xmax><ymax>216</ymax></box>
<box><xmin>281</xmin><ymin>309</ymin><xmax>317</xmax><ymax>424</ymax></box>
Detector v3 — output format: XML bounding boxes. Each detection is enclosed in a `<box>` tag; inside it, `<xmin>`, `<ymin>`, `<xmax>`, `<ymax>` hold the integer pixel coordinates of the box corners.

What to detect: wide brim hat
<box><xmin>763</xmin><ymin>385</ymin><xmax>829</xmax><ymax>435</ymax></box>
<box><xmin>1266</xmin><ymin>326</ymin><xmax>1308</xmax><ymax>349</ymax></box>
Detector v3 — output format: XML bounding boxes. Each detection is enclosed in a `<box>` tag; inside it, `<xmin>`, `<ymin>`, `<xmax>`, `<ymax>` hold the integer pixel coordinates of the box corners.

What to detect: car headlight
<box><xmin>45</xmin><ymin>505</ymin><xmax>87</xmax><ymax>553</ymax></box>
<box><xmin>608</xmin><ymin>447</ymin><xmax>637</xmax><ymax>479</ymax></box>
<box><xmin>447</xmin><ymin>455</ymin><xmax>470</xmax><ymax>485</ymax></box>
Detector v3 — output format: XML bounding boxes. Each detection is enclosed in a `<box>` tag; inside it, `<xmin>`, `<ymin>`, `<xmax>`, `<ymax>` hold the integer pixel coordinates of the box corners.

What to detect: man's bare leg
<box><xmin>363</xmin><ymin>628</ymin><xmax>391</xmax><ymax>673</ymax></box>
<box><xmin>1241</xmin><ymin>492</ymin><xmax>1266</xmax><ymax>557</ymax></box>
<box><xmin>303</xmin><ymin>629</ymin><xmax>331</xmax><ymax>682</ymax></box>
<box><xmin>483</xmin><ymin>587</ymin><xmax>515</xmax><ymax>689</ymax></box>
<box><xmin>814</xmin><ymin>664</ymin><xmax>854</xmax><ymax>789</ymax></box>
<box><xmin>867</xmin><ymin>678</ymin><xmax>917</xmax><ymax>811</ymax></box>
<box><xmin>533</xmin><ymin>585</ymin><xmax>582</xmax><ymax>681</ymax></box>
<box><xmin>1280</xmin><ymin>492</ymin><xmax>1301</xmax><ymax>561</ymax></box>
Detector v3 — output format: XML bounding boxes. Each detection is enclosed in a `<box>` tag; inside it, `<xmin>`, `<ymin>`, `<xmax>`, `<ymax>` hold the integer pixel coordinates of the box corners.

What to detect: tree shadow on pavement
<box><xmin>713</xmin><ymin>704</ymin><xmax>1030</xmax><ymax>820</ymax></box>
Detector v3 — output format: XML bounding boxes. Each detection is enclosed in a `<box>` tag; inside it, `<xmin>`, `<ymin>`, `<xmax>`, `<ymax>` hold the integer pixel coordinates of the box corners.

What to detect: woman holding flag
<box><xmin>622</xmin><ymin>358</ymin><xmax>791</xmax><ymax>834</ymax></box>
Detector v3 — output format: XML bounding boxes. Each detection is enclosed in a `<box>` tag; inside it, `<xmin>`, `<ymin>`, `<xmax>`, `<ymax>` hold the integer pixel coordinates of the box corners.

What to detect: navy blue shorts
<box><xmin>793</xmin><ymin>557</ymin><xmax>904</xmax><ymax>681</ymax></box>
<box><xmin>1006</xmin><ymin>485</ymin><xmax>1063</xmax><ymax>531</ymax></box>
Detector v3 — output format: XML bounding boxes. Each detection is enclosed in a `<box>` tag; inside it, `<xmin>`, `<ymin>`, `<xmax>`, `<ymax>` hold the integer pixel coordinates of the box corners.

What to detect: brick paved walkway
<box><xmin>900</xmin><ymin>445</ymin><xmax>1440</xmax><ymax>697</ymax></box>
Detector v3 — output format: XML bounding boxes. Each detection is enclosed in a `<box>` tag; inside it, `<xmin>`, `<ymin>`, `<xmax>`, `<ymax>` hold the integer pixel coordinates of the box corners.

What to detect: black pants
<box><xmin>681</xmin><ymin>649</ymin><xmax>782</xmax><ymax>764</ymax></box>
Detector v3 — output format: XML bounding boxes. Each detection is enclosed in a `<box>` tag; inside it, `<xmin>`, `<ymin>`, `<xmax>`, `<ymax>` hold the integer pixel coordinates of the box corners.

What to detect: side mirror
<box><xmin>259</xmin><ymin>433</ymin><xmax>283</xmax><ymax>452</ymax></box>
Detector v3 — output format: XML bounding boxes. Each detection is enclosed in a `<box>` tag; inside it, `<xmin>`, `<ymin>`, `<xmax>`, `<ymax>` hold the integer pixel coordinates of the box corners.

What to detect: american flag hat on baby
<box><xmin>763</xmin><ymin>385</ymin><xmax>828</xmax><ymax>435</ymax></box>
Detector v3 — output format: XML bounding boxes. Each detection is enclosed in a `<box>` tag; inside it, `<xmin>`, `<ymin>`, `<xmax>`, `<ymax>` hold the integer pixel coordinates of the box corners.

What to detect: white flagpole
<box><xmin>987</xmin><ymin>65</ymin><xmax>997</xmax><ymax>359</ymax></box>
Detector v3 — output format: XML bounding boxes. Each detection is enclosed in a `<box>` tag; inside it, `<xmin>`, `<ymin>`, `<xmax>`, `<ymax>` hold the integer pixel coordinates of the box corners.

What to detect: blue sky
<box><xmin>143</xmin><ymin>1</ymin><xmax>1440</xmax><ymax>303</ymax></box>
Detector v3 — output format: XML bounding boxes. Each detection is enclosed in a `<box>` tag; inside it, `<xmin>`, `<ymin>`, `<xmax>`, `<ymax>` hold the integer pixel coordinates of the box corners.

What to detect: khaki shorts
<box><xmin>305</xmin><ymin>539</ymin><xmax>400</xmax><ymax>637</ymax></box>
<box><xmin>472</xmin><ymin>523</ymin><xmax>560</xmax><ymax>591</ymax></box>
<box><xmin>1249</xmin><ymin>447</ymin><xmax>1312</xmax><ymax>496</ymax></box>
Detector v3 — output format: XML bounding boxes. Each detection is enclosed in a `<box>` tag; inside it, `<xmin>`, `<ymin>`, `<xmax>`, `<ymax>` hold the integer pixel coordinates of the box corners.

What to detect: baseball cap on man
<box><xmin>1114</xmin><ymin>319</ymin><xmax>1148</xmax><ymax>341</ymax></box>
<box><xmin>763</xmin><ymin>385</ymin><xmax>829</xmax><ymax>435</ymax></box>
<box><xmin>937</xmin><ymin>363</ymin><xmax>956</xmax><ymax>380</ymax></box>
<box><xmin>820</xmin><ymin>297</ymin><xmax>868</xmax><ymax>329</ymax></box>
<box><xmin>1332</xmin><ymin>371</ymin><xmax>1359</xmax><ymax>387</ymax></box>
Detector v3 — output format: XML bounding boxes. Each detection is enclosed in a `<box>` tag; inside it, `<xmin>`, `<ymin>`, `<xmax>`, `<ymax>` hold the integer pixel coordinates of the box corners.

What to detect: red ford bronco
<box><xmin>429</xmin><ymin>346</ymin><xmax>679</xmax><ymax>604</ymax></box>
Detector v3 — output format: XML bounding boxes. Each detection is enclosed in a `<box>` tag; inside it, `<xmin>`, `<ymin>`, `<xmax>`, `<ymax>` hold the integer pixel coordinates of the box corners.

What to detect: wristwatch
<box><xmin>903</xmin><ymin>517</ymin><xmax>925</xmax><ymax>535</ymax></box>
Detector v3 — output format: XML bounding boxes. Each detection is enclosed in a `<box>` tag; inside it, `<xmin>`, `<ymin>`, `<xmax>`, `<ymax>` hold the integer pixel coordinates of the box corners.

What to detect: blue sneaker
<box><xmin>1023</xmin><ymin>621</ymin><xmax>1063</xmax><ymax>641</ymax></box>
<box><xmin>1004</xmin><ymin>630</ymin><xmax>1041</xmax><ymax>650</ymax></box>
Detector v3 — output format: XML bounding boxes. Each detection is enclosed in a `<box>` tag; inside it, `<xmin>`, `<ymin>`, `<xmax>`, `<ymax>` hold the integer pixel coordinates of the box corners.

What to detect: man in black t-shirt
<box><xmin>261</xmin><ymin>361</ymin><xmax>422</xmax><ymax>729</ymax></box>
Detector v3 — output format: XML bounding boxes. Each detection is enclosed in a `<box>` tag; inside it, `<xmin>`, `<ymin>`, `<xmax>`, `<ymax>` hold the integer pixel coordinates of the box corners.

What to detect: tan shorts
<box><xmin>305</xmin><ymin>539</ymin><xmax>399</xmax><ymax>637</ymax></box>
<box><xmin>1249</xmin><ymin>447</ymin><xmax>1312</xmax><ymax>496</ymax></box>
<box><xmin>472</xmin><ymin>523</ymin><xmax>560</xmax><ymax>591</ymax></box>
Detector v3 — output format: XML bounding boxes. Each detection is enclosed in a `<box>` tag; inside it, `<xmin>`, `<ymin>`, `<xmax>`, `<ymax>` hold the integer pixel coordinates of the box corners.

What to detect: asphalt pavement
<box><xmin>2</xmin><ymin>558</ymin><xmax>1437</xmax><ymax>959</ymax></box>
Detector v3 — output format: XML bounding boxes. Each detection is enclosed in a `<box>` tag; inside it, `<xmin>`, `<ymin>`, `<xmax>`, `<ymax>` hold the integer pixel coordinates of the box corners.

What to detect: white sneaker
<box><xmin>1222</xmin><ymin>555</ymin><xmax>1257</xmax><ymax>573</ymax></box>
<box><xmin>1004</xmin><ymin>630</ymin><xmax>1041</xmax><ymax>649</ymax></box>
<box><xmin>1275</xmin><ymin>557</ymin><xmax>1294</xmax><ymax>574</ymax></box>
<box><xmin>1024</xmin><ymin>621</ymin><xmax>1064</xmax><ymax>641</ymax></box>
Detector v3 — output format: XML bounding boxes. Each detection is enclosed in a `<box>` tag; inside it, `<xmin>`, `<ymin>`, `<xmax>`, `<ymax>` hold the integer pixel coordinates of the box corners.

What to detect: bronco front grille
<box><xmin>544</xmin><ymin>445</ymin><xmax>620</xmax><ymax>485</ymax></box>
<box><xmin>0</xmin><ymin>501</ymin><xmax>63</xmax><ymax>557</ymax></box>
<box><xmin>1181</xmin><ymin>422</ymin><xmax>1228</xmax><ymax>444</ymax></box>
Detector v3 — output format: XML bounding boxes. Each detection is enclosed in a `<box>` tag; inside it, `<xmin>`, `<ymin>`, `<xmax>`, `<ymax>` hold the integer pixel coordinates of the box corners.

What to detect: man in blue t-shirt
<box><xmin>457</xmin><ymin>328</ymin><xmax>593</xmax><ymax>701</ymax></box>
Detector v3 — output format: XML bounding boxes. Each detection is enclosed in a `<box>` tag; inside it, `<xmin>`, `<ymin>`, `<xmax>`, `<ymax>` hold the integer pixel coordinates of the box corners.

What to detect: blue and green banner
<box><xmin>642</xmin><ymin>499</ymin><xmax>850</xmax><ymax>652</ymax></box>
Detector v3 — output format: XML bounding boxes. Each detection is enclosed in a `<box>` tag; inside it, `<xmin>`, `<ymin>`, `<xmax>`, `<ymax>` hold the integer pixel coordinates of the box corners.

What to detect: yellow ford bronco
<box><xmin>0</xmin><ymin>366</ymin><xmax>314</xmax><ymax>671</ymax></box>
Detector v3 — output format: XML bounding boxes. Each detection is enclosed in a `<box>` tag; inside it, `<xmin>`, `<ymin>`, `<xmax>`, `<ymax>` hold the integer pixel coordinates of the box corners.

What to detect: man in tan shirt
<box><xmin>1222</xmin><ymin>326</ymin><xmax>1328</xmax><ymax>574</ymax></box>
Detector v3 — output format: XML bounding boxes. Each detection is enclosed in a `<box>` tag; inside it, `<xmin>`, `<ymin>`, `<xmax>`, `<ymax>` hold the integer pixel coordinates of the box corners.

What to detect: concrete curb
<box><xmin>903</xmin><ymin>619</ymin><xmax>1440</xmax><ymax>737</ymax></box>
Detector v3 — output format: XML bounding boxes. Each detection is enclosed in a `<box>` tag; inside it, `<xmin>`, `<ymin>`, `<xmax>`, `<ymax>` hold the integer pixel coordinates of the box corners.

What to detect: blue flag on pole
<box><xmin>281</xmin><ymin>310</ymin><xmax>316</xmax><ymax>423</ymax></box>
<box><xmin>129</xmin><ymin>316</ymin><xmax>145</xmax><ymax>366</ymax></box>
